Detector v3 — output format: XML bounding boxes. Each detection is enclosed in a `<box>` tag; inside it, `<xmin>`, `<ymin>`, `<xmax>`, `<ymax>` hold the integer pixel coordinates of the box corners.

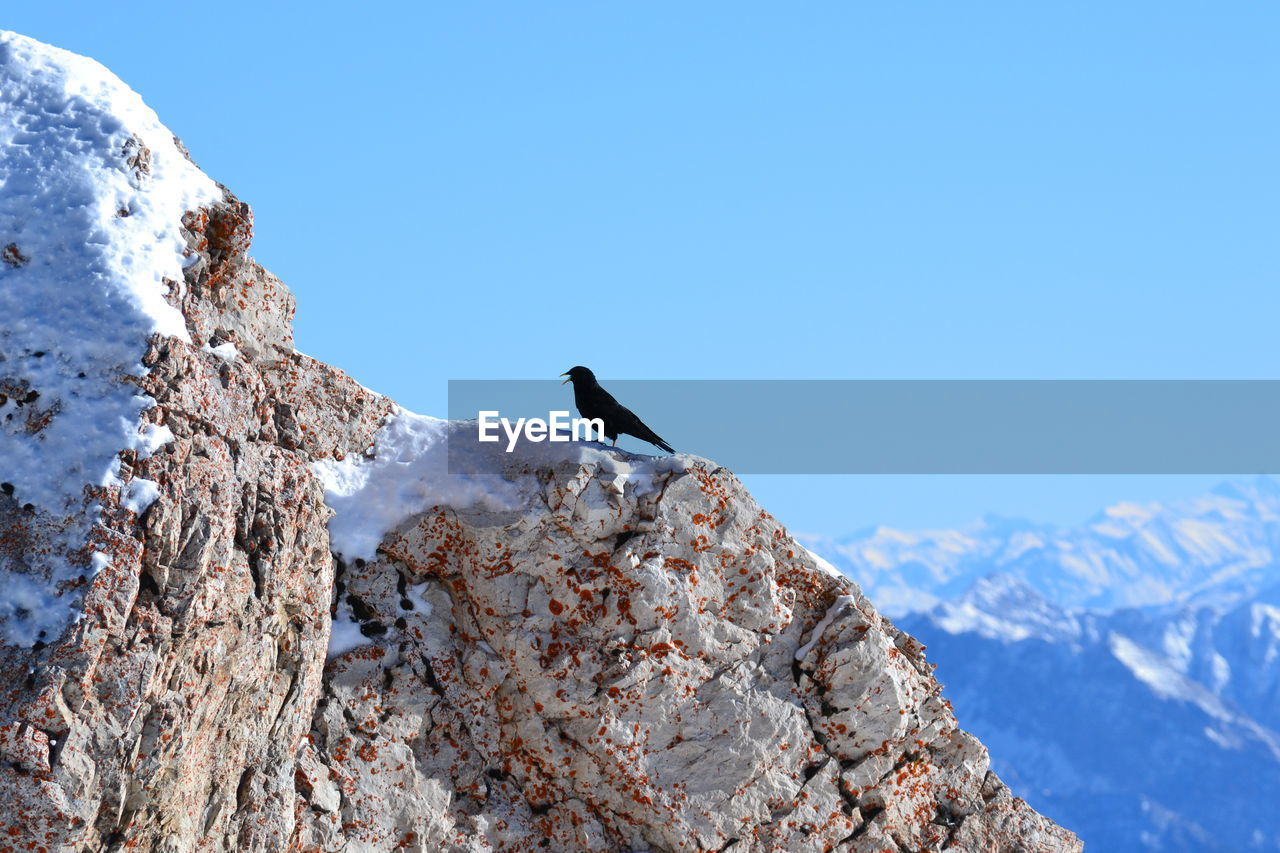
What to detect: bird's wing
<box><xmin>612</xmin><ymin>404</ymin><xmax>675</xmax><ymax>453</ymax></box>
<box><xmin>576</xmin><ymin>383</ymin><xmax>674</xmax><ymax>452</ymax></box>
<box><xmin>608</xmin><ymin>402</ymin><xmax>646</xmax><ymax>433</ymax></box>
<box><xmin>574</xmin><ymin>385</ymin><xmax>622</xmax><ymax>423</ymax></box>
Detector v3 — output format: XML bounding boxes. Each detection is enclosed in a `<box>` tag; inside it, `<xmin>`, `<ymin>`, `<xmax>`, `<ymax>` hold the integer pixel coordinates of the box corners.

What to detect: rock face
<box><xmin>0</xmin><ymin>33</ymin><xmax>1081</xmax><ymax>853</ymax></box>
<box><xmin>302</xmin><ymin>456</ymin><xmax>1081</xmax><ymax>852</ymax></box>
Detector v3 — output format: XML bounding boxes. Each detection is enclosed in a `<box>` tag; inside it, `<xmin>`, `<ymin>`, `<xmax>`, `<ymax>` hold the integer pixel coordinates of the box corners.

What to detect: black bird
<box><xmin>560</xmin><ymin>366</ymin><xmax>675</xmax><ymax>454</ymax></box>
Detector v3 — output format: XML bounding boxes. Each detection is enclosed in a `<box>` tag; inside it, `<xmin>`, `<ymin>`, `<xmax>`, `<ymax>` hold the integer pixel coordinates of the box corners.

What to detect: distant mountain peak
<box><xmin>933</xmin><ymin>572</ymin><xmax>1080</xmax><ymax>643</ymax></box>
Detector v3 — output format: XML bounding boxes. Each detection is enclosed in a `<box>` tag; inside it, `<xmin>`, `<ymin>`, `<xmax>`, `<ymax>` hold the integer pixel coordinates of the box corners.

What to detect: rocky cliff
<box><xmin>0</xmin><ymin>32</ymin><xmax>1081</xmax><ymax>853</ymax></box>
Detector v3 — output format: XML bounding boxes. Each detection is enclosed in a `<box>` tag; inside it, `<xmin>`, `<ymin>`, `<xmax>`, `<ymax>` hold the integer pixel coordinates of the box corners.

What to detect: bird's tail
<box><xmin>654</xmin><ymin>437</ymin><xmax>675</xmax><ymax>454</ymax></box>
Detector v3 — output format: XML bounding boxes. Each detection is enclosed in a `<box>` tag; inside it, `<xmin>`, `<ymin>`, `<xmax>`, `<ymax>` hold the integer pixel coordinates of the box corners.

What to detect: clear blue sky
<box><xmin>11</xmin><ymin>3</ymin><xmax>1277</xmax><ymax>534</ymax></box>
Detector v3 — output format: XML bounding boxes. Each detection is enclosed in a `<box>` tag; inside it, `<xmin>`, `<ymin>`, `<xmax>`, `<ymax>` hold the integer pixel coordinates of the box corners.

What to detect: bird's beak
<box><xmin>560</xmin><ymin>372</ymin><xmax>570</xmax><ymax>385</ymax></box>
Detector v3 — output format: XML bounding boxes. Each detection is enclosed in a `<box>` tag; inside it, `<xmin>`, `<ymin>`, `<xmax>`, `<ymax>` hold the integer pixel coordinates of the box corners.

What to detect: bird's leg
<box><xmin>611</xmin><ymin>438</ymin><xmax>617</xmax><ymax>447</ymax></box>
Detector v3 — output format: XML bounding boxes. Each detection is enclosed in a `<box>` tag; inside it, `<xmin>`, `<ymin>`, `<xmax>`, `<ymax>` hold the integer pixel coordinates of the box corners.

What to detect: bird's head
<box><xmin>560</xmin><ymin>366</ymin><xmax>595</xmax><ymax>385</ymax></box>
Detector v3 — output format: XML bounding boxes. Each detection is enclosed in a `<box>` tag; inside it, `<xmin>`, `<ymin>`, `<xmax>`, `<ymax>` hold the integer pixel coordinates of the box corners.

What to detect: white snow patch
<box><xmin>405</xmin><ymin>580</ymin><xmax>433</xmax><ymax>617</ymax></box>
<box><xmin>314</xmin><ymin>407</ymin><xmax>689</xmax><ymax>562</ymax></box>
<box><xmin>795</xmin><ymin>595</ymin><xmax>854</xmax><ymax>661</ymax></box>
<box><xmin>202</xmin><ymin>342</ymin><xmax>239</xmax><ymax>361</ymax></box>
<box><xmin>313</xmin><ymin>405</ymin><xmax>691</xmax><ymax>659</ymax></box>
<box><xmin>1109</xmin><ymin>632</ymin><xmax>1280</xmax><ymax>759</ymax></box>
<box><xmin>326</xmin><ymin>601</ymin><xmax>370</xmax><ymax>659</ymax></box>
<box><xmin>803</xmin><ymin>546</ymin><xmax>845</xmax><ymax>580</ymax></box>
<box><xmin>313</xmin><ymin>409</ymin><xmax>525</xmax><ymax>561</ymax></box>
<box><xmin>135</xmin><ymin>422</ymin><xmax>174</xmax><ymax>460</ymax></box>
<box><xmin>0</xmin><ymin>31</ymin><xmax>219</xmax><ymax>645</ymax></box>
<box><xmin>1110</xmin><ymin>633</ymin><xmax>1210</xmax><ymax>708</ymax></box>
<box><xmin>120</xmin><ymin>477</ymin><xmax>160</xmax><ymax>515</ymax></box>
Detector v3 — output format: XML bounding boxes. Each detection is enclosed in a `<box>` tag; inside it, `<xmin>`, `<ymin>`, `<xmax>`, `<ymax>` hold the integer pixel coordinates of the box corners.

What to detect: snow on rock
<box><xmin>795</xmin><ymin>594</ymin><xmax>854</xmax><ymax>661</ymax></box>
<box><xmin>314</xmin><ymin>407</ymin><xmax>690</xmax><ymax>561</ymax></box>
<box><xmin>0</xmin><ymin>30</ymin><xmax>217</xmax><ymax>511</ymax></box>
<box><xmin>118</xmin><ymin>476</ymin><xmax>160</xmax><ymax>515</ymax></box>
<box><xmin>326</xmin><ymin>599</ymin><xmax>372</xmax><ymax>659</ymax></box>
<box><xmin>201</xmin><ymin>341</ymin><xmax>239</xmax><ymax>361</ymax></box>
<box><xmin>804</xmin><ymin>545</ymin><xmax>847</xmax><ymax>580</ymax></box>
<box><xmin>0</xmin><ymin>31</ymin><xmax>1080</xmax><ymax>853</ymax></box>
<box><xmin>313</xmin><ymin>409</ymin><xmax>521</xmax><ymax>561</ymax></box>
<box><xmin>0</xmin><ymin>31</ymin><xmax>388</xmax><ymax>849</ymax></box>
<box><xmin>0</xmin><ymin>30</ymin><xmax>219</xmax><ymax>645</ymax></box>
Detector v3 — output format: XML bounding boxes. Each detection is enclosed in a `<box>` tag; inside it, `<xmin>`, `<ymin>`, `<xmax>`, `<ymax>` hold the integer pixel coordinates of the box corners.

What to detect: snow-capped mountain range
<box><xmin>803</xmin><ymin>478</ymin><xmax>1280</xmax><ymax>853</ymax></box>
<box><xmin>804</xmin><ymin>478</ymin><xmax>1280</xmax><ymax>618</ymax></box>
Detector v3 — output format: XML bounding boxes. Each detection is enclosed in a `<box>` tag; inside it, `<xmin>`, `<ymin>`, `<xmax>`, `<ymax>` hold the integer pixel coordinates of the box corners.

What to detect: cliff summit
<box><xmin>0</xmin><ymin>31</ymin><xmax>1081</xmax><ymax>853</ymax></box>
